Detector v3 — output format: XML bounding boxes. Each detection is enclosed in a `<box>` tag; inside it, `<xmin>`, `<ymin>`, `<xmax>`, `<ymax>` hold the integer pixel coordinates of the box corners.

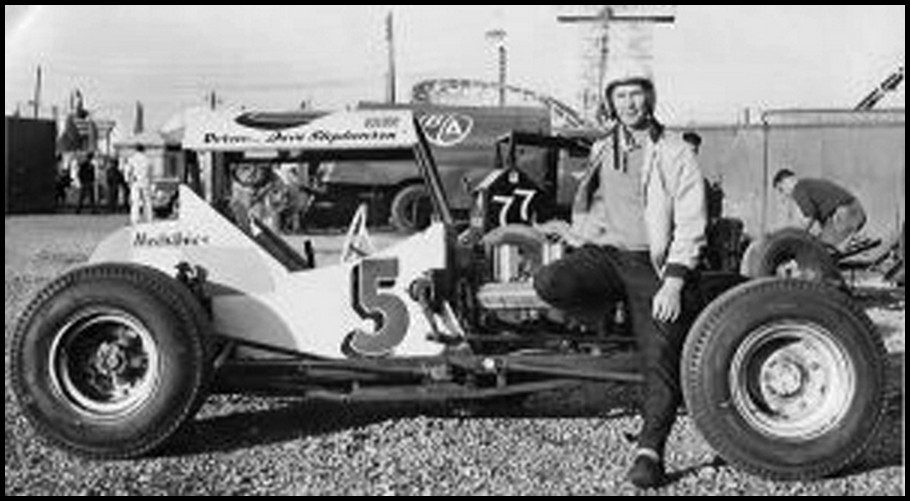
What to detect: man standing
<box><xmin>124</xmin><ymin>144</ymin><xmax>153</xmax><ymax>224</ymax></box>
<box><xmin>533</xmin><ymin>65</ymin><xmax>706</xmax><ymax>488</ymax></box>
<box><xmin>76</xmin><ymin>152</ymin><xmax>97</xmax><ymax>213</ymax></box>
<box><xmin>106</xmin><ymin>155</ymin><xmax>128</xmax><ymax>213</ymax></box>
<box><xmin>772</xmin><ymin>169</ymin><xmax>866</xmax><ymax>251</ymax></box>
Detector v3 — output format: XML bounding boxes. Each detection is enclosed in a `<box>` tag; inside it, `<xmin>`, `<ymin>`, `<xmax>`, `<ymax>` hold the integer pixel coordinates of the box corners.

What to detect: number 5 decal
<box><xmin>342</xmin><ymin>258</ymin><xmax>410</xmax><ymax>357</ymax></box>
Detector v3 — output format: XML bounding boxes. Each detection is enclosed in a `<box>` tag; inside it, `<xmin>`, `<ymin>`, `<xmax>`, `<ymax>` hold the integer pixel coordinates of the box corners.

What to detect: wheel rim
<box><xmin>49</xmin><ymin>308</ymin><xmax>160</xmax><ymax>418</ymax></box>
<box><xmin>729</xmin><ymin>320</ymin><xmax>855</xmax><ymax>441</ymax></box>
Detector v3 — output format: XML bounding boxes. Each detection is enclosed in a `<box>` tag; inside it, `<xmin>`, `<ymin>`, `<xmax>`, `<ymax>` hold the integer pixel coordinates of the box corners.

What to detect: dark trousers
<box><xmin>820</xmin><ymin>199</ymin><xmax>866</xmax><ymax>249</ymax></box>
<box><xmin>76</xmin><ymin>182</ymin><xmax>96</xmax><ymax>213</ymax></box>
<box><xmin>107</xmin><ymin>178</ymin><xmax>128</xmax><ymax>212</ymax></box>
<box><xmin>533</xmin><ymin>244</ymin><xmax>698</xmax><ymax>455</ymax></box>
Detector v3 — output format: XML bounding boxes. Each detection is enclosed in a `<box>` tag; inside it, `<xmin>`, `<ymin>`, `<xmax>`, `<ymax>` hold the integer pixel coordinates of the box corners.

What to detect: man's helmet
<box><xmin>600</xmin><ymin>61</ymin><xmax>656</xmax><ymax>122</ymax></box>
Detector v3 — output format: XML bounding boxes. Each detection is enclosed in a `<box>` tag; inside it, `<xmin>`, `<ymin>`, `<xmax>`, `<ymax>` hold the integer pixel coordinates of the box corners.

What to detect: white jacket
<box><xmin>571</xmin><ymin>129</ymin><xmax>707</xmax><ymax>279</ymax></box>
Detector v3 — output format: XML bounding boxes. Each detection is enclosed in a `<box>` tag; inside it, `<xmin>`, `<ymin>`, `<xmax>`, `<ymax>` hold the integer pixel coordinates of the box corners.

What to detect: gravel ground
<box><xmin>5</xmin><ymin>215</ymin><xmax>905</xmax><ymax>495</ymax></box>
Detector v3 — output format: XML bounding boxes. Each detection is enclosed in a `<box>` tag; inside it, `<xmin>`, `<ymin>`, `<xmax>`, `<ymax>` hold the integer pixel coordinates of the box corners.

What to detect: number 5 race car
<box><xmin>11</xmin><ymin>110</ymin><xmax>887</xmax><ymax>482</ymax></box>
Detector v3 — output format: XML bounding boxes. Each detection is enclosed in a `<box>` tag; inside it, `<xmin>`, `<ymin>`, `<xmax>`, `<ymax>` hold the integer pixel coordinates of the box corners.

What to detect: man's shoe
<box><xmin>627</xmin><ymin>452</ymin><xmax>667</xmax><ymax>489</ymax></box>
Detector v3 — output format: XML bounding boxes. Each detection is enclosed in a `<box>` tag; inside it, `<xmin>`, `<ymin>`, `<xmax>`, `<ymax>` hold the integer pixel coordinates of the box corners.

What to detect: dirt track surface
<box><xmin>5</xmin><ymin>215</ymin><xmax>905</xmax><ymax>495</ymax></box>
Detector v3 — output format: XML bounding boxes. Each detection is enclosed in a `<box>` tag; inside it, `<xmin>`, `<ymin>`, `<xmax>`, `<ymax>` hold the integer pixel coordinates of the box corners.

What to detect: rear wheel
<box><xmin>682</xmin><ymin>278</ymin><xmax>886</xmax><ymax>480</ymax></box>
<box><xmin>741</xmin><ymin>227</ymin><xmax>841</xmax><ymax>285</ymax></box>
<box><xmin>11</xmin><ymin>263</ymin><xmax>211</xmax><ymax>459</ymax></box>
<box><xmin>389</xmin><ymin>184</ymin><xmax>432</xmax><ymax>233</ymax></box>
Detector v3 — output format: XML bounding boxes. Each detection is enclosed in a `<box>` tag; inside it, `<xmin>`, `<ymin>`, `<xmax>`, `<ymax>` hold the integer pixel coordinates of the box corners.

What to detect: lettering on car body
<box><xmin>133</xmin><ymin>231</ymin><xmax>211</xmax><ymax>247</ymax></box>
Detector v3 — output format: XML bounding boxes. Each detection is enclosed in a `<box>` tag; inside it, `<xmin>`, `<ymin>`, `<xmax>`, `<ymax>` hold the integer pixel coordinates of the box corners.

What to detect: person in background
<box><xmin>106</xmin><ymin>155</ymin><xmax>128</xmax><ymax>213</ymax></box>
<box><xmin>54</xmin><ymin>153</ymin><xmax>71</xmax><ymax>209</ymax></box>
<box><xmin>275</xmin><ymin>164</ymin><xmax>309</xmax><ymax>234</ymax></box>
<box><xmin>772</xmin><ymin>168</ymin><xmax>866</xmax><ymax>251</ymax></box>
<box><xmin>76</xmin><ymin>151</ymin><xmax>97</xmax><ymax>213</ymax></box>
<box><xmin>682</xmin><ymin>131</ymin><xmax>702</xmax><ymax>156</ymax></box>
<box><xmin>124</xmin><ymin>144</ymin><xmax>153</xmax><ymax>224</ymax></box>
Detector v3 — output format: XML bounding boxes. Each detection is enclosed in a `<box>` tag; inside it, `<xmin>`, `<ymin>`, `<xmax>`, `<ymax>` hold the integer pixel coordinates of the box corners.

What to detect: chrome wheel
<box><xmin>729</xmin><ymin>320</ymin><xmax>855</xmax><ymax>440</ymax></box>
<box><xmin>49</xmin><ymin>308</ymin><xmax>160</xmax><ymax>418</ymax></box>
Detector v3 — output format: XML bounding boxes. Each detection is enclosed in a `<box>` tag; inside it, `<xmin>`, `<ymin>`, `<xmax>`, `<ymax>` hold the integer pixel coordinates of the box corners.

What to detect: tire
<box><xmin>741</xmin><ymin>227</ymin><xmax>841</xmax><ymax>285</ymax></box>
<box><xmin>389</xmin><ymin>184</ymin><xmax>432</xmax><ymax>233</ymax></box>
<box><xmin>11</xmin><ymin>263</ymin><xmax>212</xmax><ymax>459</ymax></box>
<box><xmin>681</xmin><ymin>278</ymin><xmax>887</xmax><ymax>480</ymax></box>
<box><xmin>896</xmin><ymin>222</ymin><xmax>905</xmax><ymax>286</ymax></box>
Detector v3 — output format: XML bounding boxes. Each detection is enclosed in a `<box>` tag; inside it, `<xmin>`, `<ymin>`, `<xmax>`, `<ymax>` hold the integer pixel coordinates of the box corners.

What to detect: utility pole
<box><xmin>29</xmin><ymin>65</ymin><xmax>42</xmax><ymax>118</ymax></box>
<box><xmin>485</xmin><ymin>28</ymin><xmax>507</xmax><ymax>107</ymax></box>
<box><xmin>134</xmin><ymin>101</ymin><xmax>144</xmax><ymax>134</ymax></box>
<box><xmin>385</xmin><ymin>11</ymin><xmax>397</xmax><ymax>104</ymax></box>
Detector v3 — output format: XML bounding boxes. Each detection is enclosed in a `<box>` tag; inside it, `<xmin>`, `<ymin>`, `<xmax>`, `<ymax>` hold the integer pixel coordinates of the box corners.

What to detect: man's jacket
<box><xmin>571</xmin><ymin>127</ymin><xmax>707</xmax><ymax>280</ymax></box>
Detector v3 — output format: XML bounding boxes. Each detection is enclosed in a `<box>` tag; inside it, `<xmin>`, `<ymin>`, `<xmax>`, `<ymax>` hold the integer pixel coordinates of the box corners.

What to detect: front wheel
<box><xmin>11</xmin><ymin>263</ymin><xmax>211</xmax><ymax>459</ymax></box>
<box><xmin>682</xmin><ymin>278</ymin><xmax>886</xmax><ymax>480</ymax></box>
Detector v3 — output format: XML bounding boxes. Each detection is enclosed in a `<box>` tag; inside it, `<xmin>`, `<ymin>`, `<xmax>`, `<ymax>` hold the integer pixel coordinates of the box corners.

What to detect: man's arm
<box><xmin>663</xmin><ymin>146</ymin><xmax>707</xmax><ymax>279</ymax></box>
<box><xmin>535</xmin><ymin>219</ymin><xmax>584</xmax><ymax>248</ymax></box>
<box><xmin>653</xmin><ymin>146</ymin><xmax>706</xmax><ymax>323</ymax></box>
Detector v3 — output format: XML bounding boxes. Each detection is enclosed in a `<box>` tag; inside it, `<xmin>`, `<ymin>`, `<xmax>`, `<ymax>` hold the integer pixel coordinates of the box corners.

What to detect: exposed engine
<box><xmin>470</xmin><ymin>225</ymin><xmax>576</xmax><ymax>330</ymax></box>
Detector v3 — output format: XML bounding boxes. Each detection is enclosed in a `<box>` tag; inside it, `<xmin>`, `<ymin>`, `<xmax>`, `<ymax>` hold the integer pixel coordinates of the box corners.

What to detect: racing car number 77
<box><xmin>342</xmin><ymin>257</ymin><xmax>410</xmax><ymax>357</ymax></box>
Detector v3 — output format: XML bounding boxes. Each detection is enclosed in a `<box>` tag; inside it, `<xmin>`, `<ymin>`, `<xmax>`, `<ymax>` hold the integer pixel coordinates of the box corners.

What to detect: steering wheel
<box><xmin>340</xmin><ymin>203</ymin><xmax>375</xmax><ymax>264</ymax></box>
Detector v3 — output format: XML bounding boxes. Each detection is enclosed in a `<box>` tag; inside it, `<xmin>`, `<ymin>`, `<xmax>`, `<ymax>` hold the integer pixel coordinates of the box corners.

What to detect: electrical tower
<box><xmin>557</xmin><ymin>5</ymin><xmax>676</xmax><ymax>123</ymax></box>
<box><xmin>485</xmin><ymin>28</ymin><xmax>508</xmax><ymax>107</ymax></box>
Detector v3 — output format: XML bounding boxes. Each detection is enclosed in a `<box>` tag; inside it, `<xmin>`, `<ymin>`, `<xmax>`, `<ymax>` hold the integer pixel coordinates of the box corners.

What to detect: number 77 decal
<box><xmin>342</xmin><ymin>257</ymin><xmax>410</xmax><ymax>357</ymax></box>
<box><xmin>492</xmin><ymin>188</ymin><xmax>537</xmax><ymax>227</ymax></box>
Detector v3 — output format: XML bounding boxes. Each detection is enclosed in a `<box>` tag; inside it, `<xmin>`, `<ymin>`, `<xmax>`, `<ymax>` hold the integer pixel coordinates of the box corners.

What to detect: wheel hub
<box><xmin>49</xmin><ymin>309</ymin><xmax>159</xmax><ymax>417</ymax></box>
<box><xmin>95</xmin><ymin>342</ymin><xmax>128</xmax><ymax>375</ymax></box>
<box><xmin>730</xmin><ymin>320</ymin><xmax>855</xmax><ymax>440</ymax></box>
<box><xmin>761</xmin><ymin>356</ymin><xmax>804</xmax><ymax>397</ymax></box>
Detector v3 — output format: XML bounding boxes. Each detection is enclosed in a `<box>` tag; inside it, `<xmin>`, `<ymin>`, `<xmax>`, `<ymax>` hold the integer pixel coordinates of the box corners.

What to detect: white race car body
<box><xmin>91</xmin><ymin>186</ymin><xmax>450</xmax><ymax>359</ymax></box>
<box><xmin>90</xmin><ymin>109</ymin><xmax>457</xmax><ymax>360</ymax></box>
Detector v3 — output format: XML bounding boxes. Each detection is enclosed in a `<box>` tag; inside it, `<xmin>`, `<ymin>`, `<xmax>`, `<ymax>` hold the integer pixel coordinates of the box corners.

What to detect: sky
<box><xmin>5</xmin><ymin>5</ymin><xmax>905</xmax><ymax>140</ymax></box>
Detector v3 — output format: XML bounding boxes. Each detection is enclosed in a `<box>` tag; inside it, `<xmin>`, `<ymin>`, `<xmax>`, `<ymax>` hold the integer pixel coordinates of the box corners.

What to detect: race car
<box><xmin>11</xmin><ymin>109</ymin><xmax>887</xmax><ymax>482</ymax></box>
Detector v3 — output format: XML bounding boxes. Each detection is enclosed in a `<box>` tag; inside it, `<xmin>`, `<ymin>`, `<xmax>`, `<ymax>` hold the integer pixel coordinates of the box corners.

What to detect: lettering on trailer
<box><xmin>202</xmin><ymin>116</ymin><xmax>404</xmax><ymax>146</ymax></box>
<box><xmin>203</xmin><ymin>132</ymin><xmax>254</xmax><ymax>145</ymax></box>
<box><xmin>418</xmin><ymin>113</ymin><xmax>474</xmax><ymax>147</ymax></box>
<box><xmin>304</xmin><ymin>129</ymin><xmax>397</xmax><ymax>145</ymax></box>
<box><xmin>133</xmin><ymin>231</ymin><xmax>211</xmax><ymax>247</ymax></box>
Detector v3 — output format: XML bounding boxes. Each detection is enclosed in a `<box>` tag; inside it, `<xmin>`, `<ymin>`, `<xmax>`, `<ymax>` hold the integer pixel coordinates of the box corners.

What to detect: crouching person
<box><xmin>533</xmin><ymin>65</ymin><xmax>706</xmax><ymax>489</ymax></box>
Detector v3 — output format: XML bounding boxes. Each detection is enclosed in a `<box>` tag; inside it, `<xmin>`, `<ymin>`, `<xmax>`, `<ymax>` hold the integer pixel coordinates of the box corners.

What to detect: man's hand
<box><xmin>534</xmin><ymin>219</ymin><xmax>583</xmax><ymax>247</ymax></box>
<box><xmin>804</xmin><ymin>218</ymin><xmax>816</xmax><ymax>233</ymax></box>
<box><xmin>652</xmin><ymin>276</ymin><xmax>684</xmax><ymax>323</ymax></box>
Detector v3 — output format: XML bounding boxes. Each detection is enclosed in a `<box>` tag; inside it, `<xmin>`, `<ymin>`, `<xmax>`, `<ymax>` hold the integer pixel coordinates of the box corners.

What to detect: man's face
<box><xmin>610</xmin><ymin>83</ymin><xmax>648</xmax><ymax>128</ymax></box>
<box><xmin>775</xmin><ymin>177</ymin><xmax>796</xmax><ymax>197</ymax></box>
